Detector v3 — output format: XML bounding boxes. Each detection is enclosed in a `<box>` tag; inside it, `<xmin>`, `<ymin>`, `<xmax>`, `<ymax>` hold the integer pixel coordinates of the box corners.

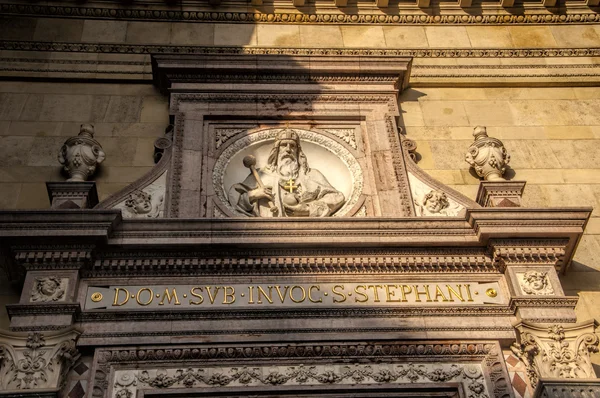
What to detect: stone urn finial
<box><xmin>465</xmin><ymin>126</ymin><xmax>510</xmax><ymax>181</ymax></box>
<box><xmin>58</xmin><ymin>124</ymin><xmax>105</xmax><ymax>182</ymax></box>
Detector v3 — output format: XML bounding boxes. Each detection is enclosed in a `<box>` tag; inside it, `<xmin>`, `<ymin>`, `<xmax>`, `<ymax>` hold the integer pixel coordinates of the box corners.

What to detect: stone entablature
<box><xmin>3</xmin><ymin>2</ymin><xmax>600</xmax><ymax>24</ymax></box>
<box><xmin>91</xmin><ymin>341</ymin><xmax>511</xmax><ymax>398</ymax></box>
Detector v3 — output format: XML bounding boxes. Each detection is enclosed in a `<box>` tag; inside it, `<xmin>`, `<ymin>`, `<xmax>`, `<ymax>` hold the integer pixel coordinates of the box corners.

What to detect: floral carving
<box><xmin>30</xmin><ymin>277</ymin><xmax>67</xmax><ymax>303</ymax></box>
<box><xmin>512</xmin><ymin>321</ymin><xmax>599</xmax><ymax>388</ymax></box>
<box><xmin>323</xmin><ymin>129</ymin><xmax>357</xmax><ymax>149</ymax></box>
<box><xmin>215</xmin><ymin>128</ymin><xmax>247</xmax><ymax>148</ymax></box>
<box><xmin>58</xmin><ymin>124</ymin><xmax>105</xmax><ymax>182</ymax></box>
<box><xmin>465</xmin><ymin>126</ymin><xmax>510</xmax><ymax>182</ymax></box>
<box><xmin>0</xmin><ymin>330</ymin><xmax>80</xmax><ymax>391</ymax></box>
<box><xmin>520</xmin><ymin>270</ymin><xmax>555</xmax><ymax>296</ymax></box>
<box><xmin>115</xmin><ymin>389</ymin><xmax>132</xmax><ymax>398</ymax></box>
<box><xmin>121</xmin><ymin>363</ymin><xmax>489</xmax><ymax>398</ymax></box>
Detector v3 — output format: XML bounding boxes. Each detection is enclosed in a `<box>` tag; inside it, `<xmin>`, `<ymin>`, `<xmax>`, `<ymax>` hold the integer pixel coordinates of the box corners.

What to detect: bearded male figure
<box><xmin>228</xmin><ymin>130</ymin><xmax>346</xmax><ymax>217</ymax></box>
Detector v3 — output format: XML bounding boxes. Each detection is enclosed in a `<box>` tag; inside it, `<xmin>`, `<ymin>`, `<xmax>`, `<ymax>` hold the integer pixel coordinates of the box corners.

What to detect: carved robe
<box><xmin>229</xmin><ymin>168</ymin><xmax>345</xmax><ymax>217</ymax></box>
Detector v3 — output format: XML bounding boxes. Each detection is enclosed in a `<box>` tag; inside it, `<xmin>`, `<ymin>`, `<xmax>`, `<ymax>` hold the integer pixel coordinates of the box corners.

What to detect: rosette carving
<box><xmin>465</xmin><ymin>126</ymin><xmax>510</xmax><ymax>181</ymax></box>
<box><xmin>58</xmin><ymin>124</ymin><xmax>106</xmax><ymax>182</ymax></box>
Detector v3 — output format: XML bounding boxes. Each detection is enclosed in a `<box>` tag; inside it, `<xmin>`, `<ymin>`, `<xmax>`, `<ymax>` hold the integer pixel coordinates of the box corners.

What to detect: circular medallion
<box><xmin>91</xmin><ymin>292</ymin><xmax>103</xmax><ymax>302</ymax></box>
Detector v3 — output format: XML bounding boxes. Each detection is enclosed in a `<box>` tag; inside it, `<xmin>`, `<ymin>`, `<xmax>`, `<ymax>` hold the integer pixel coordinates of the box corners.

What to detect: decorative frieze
<box><xmin>0</xmin><ymin>328</ymin><xmax>81</xmax><ymax>392</ymax></box>
<box><xmin>112</xmin><ymin>363</ymin><xmax>490</xmax><ymax>398</ymax></box>
<box><xmin>3</xmin><ymin>3</ymin><xmax>600</xmax><ymax>25</ymax></box>
<box><xmin>512</xmin><ymin>320</ymin><xmax>599</xmax><ymax>388</ymax></box>
<box><xmin>490</xmin><ymin>239</ymin><xmax>569</xmax><ymax>271</ymax></box>
<box><xmin>13</xmin><ymin>247</ymin><xmax>94</xmax><ymax>270</ymax></box>
<box><xmin>90</xmin><ymin>341</ymin><xmax>511</xmax><ymax>398</ymax></box>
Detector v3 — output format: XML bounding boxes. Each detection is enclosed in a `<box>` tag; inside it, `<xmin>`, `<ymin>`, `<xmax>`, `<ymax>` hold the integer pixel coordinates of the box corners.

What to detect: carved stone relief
<box><xmin>0</xmin><ymin>328</ymin><xmax>81</xmax><ymax>392</ymax></box>
<box><xmin>518</xmin><ymin>270</ymin><xmax>555</xmax><ymax>296</ymax></box>
<box><xmin>214</xmin><ymin>128</ymin><xmax>363</xmax><ymax>218</ymax></box>
<box><xmin>322</xmin><ymin>128</ymin><xmax>358</xmax><ymax>149</ymax></box>
<box><xmin>58</xmin><ymin>124</ymin><xmax>106</xmax><ymax>182</ymax></box>
<box><xmin>512</xmin><ymin>320</ymin><xmax>599</xmax><ymax>388</ymax></box>
<box><xmin>30</xmin><ymin>277</ymin><xmax>67</xmax><ymax>303</ymax></box>
<box><xmin>112</xmin><ymin>363</ymin><xmax>490</xmax><ymax>398</ymax></box>
<box><xmin>408</xmin><ymin>173</ymin><xmax>465</xmax><ymax>217</ymax></box>
<box><xmin>113</xmin><ymin>172</ymin><xmax>167</xmax><ymax>219</ymax></box>
<box><xmin>215</xmin><ymin>128</ymin><xmax>247</xmax><ymax>149</ymax></box>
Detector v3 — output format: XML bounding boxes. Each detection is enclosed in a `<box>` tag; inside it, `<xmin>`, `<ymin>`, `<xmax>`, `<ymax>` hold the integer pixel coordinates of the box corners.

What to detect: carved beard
<box><xmin>277</xmin><ymin>153</ymin><xmax>299</xmax><ymax>179</ymax></box>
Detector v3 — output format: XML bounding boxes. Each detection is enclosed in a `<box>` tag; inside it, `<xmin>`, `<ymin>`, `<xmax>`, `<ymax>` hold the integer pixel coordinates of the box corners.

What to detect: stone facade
<box><xmin>1</xmin><ymin>1</ymin><xmax>600</xmax><ymax>397</ymax></box>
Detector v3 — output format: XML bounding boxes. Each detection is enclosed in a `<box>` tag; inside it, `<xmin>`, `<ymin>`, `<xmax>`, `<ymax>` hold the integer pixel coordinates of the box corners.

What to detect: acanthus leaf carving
<box><xmin>0</xmin><ymin>328</ymin><xmax>81</xmax><ymax>392</ymax></box>
<box><xmin>512</xmin><ymin>320</ymin><xmax>599</xmax><ymax>388</ymax></box>
<box><xmin>115</xmin><ymin>363</ymin><xmax>490</xmax><ymax>398</ymax></box>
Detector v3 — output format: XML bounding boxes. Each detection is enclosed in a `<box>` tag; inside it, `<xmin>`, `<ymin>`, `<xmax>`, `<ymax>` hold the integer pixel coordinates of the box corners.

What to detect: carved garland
<box><xmin>89</xmin><ymin>342</ymin><xmax>511</xmax><ymax>398</ymax></box>
<box><xmin>212</xmin><ymin>128</ymin><xmax>364</xmax><ymax>218</ymax></box>
<box><xmin>113</xmin><ymin>363</ymin><xmax>489</xmax><ymax>398</ymax></box>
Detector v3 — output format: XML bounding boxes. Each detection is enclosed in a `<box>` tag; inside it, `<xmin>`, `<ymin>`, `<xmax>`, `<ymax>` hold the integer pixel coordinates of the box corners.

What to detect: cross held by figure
<box><xmin>283</xmin><ymin>178</ymin><xmax>298</xmax><ymax>193</ymax></box>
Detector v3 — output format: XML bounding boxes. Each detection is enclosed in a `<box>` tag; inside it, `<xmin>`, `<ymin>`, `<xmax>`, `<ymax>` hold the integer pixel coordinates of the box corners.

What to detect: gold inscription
<box><xmin>136</xmin><ymin>287</ymin><xmax>153</xmax><ymax>306</ymax></box>
<box><xmin>113</xmin><ymin>288</ymin><xmax>130</xmax><ymax>306</ymax></box>
<box><xmin>99</xmin><ymin>283</ymin><xmax>496</xmax><ymax>308</ymax></box>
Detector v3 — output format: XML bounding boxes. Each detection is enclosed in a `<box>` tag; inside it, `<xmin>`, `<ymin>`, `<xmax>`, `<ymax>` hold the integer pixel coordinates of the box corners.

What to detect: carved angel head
<box><xmin>422</xmin><ymin>190</ymin><xmax>450</xmax><ymax>214</ymax></box>
<box><xmin>125</xmin><ymin>191</ymin><xmax>153</xmax><ymax>214</ymax></box>
<box><xmin>31</xmin><ymin>277</ymin><xmax>66</xmax><ymax>302</ymax></box>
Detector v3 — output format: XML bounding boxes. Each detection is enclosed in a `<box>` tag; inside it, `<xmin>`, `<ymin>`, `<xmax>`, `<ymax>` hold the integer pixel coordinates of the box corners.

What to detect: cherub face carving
<box><xmin>423</xmin><ymin>191</ymin><xmax>450</xmax><ymax>214</ymax></box>
<box><xmin>521</xmin><ymin>270</ymin><xmax>554</xmax><ymax>296</ymax></box>
<box><xmin>125</xmin><ymin>191</ymin><xmax>152</xmax><ymax>214</ymax></box>
<box><xmin>31</xmin><ymin>277</ymin><xmax>66</xmax><ymax>302</ymax></box>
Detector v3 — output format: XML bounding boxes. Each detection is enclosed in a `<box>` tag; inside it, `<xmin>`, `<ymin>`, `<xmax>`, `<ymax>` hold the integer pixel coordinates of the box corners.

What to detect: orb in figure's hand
<box><xmin>282</xmin><ymin>193</ymin><xmax>298</xmax><ymax>206</ymax></box>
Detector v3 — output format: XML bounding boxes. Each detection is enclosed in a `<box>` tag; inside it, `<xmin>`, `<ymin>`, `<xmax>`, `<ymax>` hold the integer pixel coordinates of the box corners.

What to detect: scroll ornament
<box><xmin>58</xmin><ymin>124</ymin><xmax>106</xmax><ymax>182</ymax></box>
<box><xmin>0</xmin><ymin>329</ymin><xmax>80</xmax><ymax>391</ymax></box>
<box><xmin>511</xmin><ymin>321</ymin><xmax>599</xmax><ymax>388</ymax></box>
<box><xmin>465</xmin><ymin>126</ymin><xmax>510</xmax><ymax>181</ymax></box>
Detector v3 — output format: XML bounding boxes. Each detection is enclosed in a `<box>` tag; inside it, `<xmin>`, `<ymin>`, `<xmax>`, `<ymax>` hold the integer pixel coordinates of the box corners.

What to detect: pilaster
<box><xmin>0</xmin><ymin>327</ymin><xmax>81</xmax><ymax>396</ymax></box>
<box><xmin>6</xmin><ymin>246</ymin><xmax>94</xmax><ymax>331</ymax></box>
<box><xmin>490</xmin><ymin>239</ymin><xmax>577</xmax><ymax>323</ymax></box>
<box><xmin>512</xmin><ymin>320</ymin><xmax>600</xmax><ymax>397</ymax></box>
